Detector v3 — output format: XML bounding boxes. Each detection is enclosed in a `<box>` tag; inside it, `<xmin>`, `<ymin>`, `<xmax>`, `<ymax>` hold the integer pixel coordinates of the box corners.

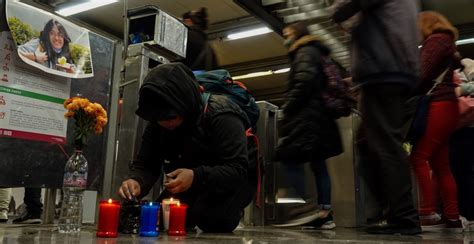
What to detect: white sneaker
<box><xmin>460</xmin><ymin>216</ymin><xmax>474</xmax><ymax>232</ymax></box>
<box><xmin>320</xmin><ymin>220</ymin><xmax>336</xmax><ymax>230</ymax></box>
<box><xmin>272</xmin><ymin>209</ymin><xmax>326</xmax><ymax>227</ymax></box>
<box><xmin>0</xmin><ymin>209</ymin><xmax>8</xmax><ymax>223</ymax></box>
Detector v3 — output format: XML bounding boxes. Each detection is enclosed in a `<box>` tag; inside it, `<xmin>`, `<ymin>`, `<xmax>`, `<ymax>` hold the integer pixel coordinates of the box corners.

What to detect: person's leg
<box><xmin>431</xmin><ymin>142</ymin><xmax>459</xmax><ymax>220</ymax></box>
<box><xmin>187</xmin><ymin>184</ymin><xmax>254</xmax><ymax>232</ymax></box>
<box><xmin>310</xmin><ymin>160</ymin><xmax>331</xmax><ymax>210</ymax></box>
<box><xmin>357</xmin><ymin>127</ymin><xmax>388</xmax><ymax>223</ymax></box>
<box><xmin>0</xmin><ymin>188</ymin><xmax>11</xmax><ymax>222</ymax></box>
<box><xmin>410</xmin><ymin>101</ymin><xmax>459</xmax><ymax>220</ymax></box>
<box><xmin>361</xmin><ymin>84</ymin><xmax>420</xmax><ymax>234</ymax></box>
<box><xmin>13</xmin><ymin>187</ymin><xmax>42</xmax><ymax>224</ymax></box>
<box><xmin>24</xmin><ymin>187</ymin><xmax>43</xmax><ymax>217</ymax></box>
<box><xmin>450</xmin><ymin>127</ymin><xmax>474</xmax><ymax>221</ymax></box>
<box><xmin>285</xmin><ymin>163</ymin><xmax>309</xmax><ymax>200</ymax></box>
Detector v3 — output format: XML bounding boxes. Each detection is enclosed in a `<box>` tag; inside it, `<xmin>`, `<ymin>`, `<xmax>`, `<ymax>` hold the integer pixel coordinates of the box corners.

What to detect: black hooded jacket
<box><xmin>129</xmin><ymin>63</ymin><xmax>250</xmax><ymax>198</ymax></box>
<box><xmin>276</xmin><ymin>35</ymin><xmax>343</xmax><ymax>163</ymax></box>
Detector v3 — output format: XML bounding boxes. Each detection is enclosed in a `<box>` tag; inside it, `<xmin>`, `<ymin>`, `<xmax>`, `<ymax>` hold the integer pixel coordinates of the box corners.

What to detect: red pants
<box><xmin>410</xmin><ymin>100</ymin><xmax>460</xmax><ymax>219</ymax></box>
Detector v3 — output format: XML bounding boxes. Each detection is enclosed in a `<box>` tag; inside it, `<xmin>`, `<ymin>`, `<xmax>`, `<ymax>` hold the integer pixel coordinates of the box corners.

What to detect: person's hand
<box><xmin>35</xmin><ymin>53</ymin><xmax>48</xmax><ymax>63</ymax></box>
<box><xmin>119</xmin><ymin>179</ymin><xmax>141</xmax><ymax>201</ymax></box>
<box><xmin>455</xmin><ymin>86</ymin><xmax>462</xmax><ymax>97</ymax></box>
<box><xmin>164</xmin><ymin>168</ymin><xmax>194</xmax><ymax>194</ymax></box>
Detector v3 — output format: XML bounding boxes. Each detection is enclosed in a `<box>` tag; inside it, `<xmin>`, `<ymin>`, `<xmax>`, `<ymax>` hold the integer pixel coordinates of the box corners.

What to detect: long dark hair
<box><xmin>286</xmin><ymin>21</ymin><xmax>310</xmax><ymax>40</ymax></box>
<box><xmin>39</xmin><ymin>19</ymin><xmax>72</xmax><ymax>68</ymax></box>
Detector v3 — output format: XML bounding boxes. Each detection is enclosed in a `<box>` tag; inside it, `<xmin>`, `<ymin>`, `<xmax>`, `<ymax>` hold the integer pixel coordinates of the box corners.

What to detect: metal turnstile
<box><xmin>258</xmin><ymin>110</ymin><xmax>365</xmax><ymax>227</ymax></box>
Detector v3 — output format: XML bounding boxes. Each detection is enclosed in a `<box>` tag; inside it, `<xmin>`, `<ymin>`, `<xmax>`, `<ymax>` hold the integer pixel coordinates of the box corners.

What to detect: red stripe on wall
<box><xmin>0</xmin><ymin>128</ymin><xmax>66</xmax><ymax>144</ymax></box>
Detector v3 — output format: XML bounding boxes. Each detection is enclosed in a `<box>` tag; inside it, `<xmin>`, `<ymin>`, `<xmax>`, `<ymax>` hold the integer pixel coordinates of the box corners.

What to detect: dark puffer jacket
<box><xmin>128</xmin><ymin>63</ymin><xmax>251</xmax><ymax>200</ymax></box>
<box><xmin>178</xmin><ymin>26</ymin><xmax>219</xmax><ymax>71</ymax></box>
<box><xmin>276</xmin><ymin>36</ymin><xmax>343</xmax><ymax>164</ymax></box>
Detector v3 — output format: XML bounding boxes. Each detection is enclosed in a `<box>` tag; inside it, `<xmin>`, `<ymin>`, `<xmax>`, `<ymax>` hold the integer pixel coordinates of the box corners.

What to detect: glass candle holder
<box><xmin>161</xmin><ymin>198</ymin><xmax>179</xmax><ymax>230</ymax></box>
<box><xmin>168</xmin><ymin>203</ymin><xmax>187</xmax><ymax>236</ymax></box>
<box><xmin>96</xmin><ymin>199</ymin><xmax>121</xmax><ymax>238</ymax></box>
<box><xmin>139</xmin><ymin>202</ymin><xmax>160</xmax><ymax>237</ymax></box>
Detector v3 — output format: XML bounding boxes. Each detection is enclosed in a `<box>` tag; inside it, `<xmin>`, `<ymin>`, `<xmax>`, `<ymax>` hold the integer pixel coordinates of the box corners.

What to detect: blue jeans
<box><xmin>286</xmin><ymin>160</ymin><xmax>331</xmax><ymax>209</ymax></box>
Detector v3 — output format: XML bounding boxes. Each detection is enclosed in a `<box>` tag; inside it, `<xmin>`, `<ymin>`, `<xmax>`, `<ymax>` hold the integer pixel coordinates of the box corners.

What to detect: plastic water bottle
<box><xmin>58</xmin><ymin>150</ymin><xmax>88</xmax><ymax>233</ymax></box>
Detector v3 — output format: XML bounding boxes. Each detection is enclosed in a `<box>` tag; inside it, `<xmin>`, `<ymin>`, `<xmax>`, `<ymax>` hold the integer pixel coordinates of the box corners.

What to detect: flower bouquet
<box><xmin>64</xmin><ymin>97</ymin><xmax>108</xmax><ymax>149</ymax></box>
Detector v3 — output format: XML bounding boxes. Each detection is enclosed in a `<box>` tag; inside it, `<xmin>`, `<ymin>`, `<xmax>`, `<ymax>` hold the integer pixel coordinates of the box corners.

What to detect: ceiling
<box><xmin>23</xmin><ymin>0</ymin><xmax>474</xmax><ymax>105</ymax></box>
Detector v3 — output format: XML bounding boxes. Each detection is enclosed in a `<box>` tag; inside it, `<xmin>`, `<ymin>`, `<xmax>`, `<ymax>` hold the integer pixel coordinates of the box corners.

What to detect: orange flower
<box><xmin>64</xmin><ymin>111</ymin><xmax>75</xmax><ymax>118</ymax></box>
<box><xmin>96</xmin><ymin>116</ymin><xmax>108</xmax><ymax>127</ymax></box>
<box><xmin>76</xmin><ymin>98</ymin><xmax>90</xmax><ymax>108</ymax></box>
<box><xmin>66</xmin><ymin>102</ymin><xmax>79</xmax><ymax>112</ymax></box>
<box><xmin>94</xmin><ymin>123</ymin><xmax>103</xmax><ymax>134</ymax></box>
<box><xmin>64</xmin><ymin>96</ymin><xmax>108</xmax><ymax>147</ymax></box>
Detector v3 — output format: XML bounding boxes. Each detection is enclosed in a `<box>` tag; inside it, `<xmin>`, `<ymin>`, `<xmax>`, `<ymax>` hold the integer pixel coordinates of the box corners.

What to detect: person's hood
<box><xmin>288</xmin><ymin>35</ymin><xmax>331</xmax><ymax>55</ymax></box>
<box><xmin>136</xmin><ymin>63</ymin><xmax>203</xmax><ymax>122</ymax></box>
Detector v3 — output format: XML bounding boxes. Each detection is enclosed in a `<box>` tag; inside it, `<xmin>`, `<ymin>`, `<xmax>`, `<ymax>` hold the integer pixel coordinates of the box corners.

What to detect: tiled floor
<box><xmin>0</xmin><ymin>224</ymin><xmax>473</xmax><ymax>244</ymax></box>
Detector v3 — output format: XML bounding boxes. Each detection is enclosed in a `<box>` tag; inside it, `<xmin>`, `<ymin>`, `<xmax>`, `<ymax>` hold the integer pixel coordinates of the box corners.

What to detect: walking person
<box><xmin>275</xmin><ymin>21</ymin><xmax>343</xmax><ymax>229</ymax></box>
<box><xmin>409</xmin><ymin>11</ymin><xmax>464</xmax><ymax>232</ymax></box>
<box><xmin>332</xmin><ymin>0</ymin><xmax>421</xmax><ymax>234</ymax></box>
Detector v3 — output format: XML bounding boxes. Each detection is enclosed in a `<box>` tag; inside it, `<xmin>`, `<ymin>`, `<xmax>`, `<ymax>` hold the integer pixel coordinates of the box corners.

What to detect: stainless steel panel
<box><xmin>243</xmin><ymin>101</ymin><xmax>279</xmax><ymax>226</ymax></box>
<box><xmin>112</xmin><ymin>45</ymin><xmax>167</xmax><ymax>200</ymax></box>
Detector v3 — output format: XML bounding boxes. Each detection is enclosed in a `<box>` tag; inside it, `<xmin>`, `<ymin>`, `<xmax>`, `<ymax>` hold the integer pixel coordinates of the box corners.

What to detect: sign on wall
<box><xmin>6</xmin><ymin>0</ymin><xmax>94</xmax><ymax>79</ymax></box>
<box><xmin>0</xmin><ymin>31</ymin><xmax>70</xmax><ymax>143</ymax></box>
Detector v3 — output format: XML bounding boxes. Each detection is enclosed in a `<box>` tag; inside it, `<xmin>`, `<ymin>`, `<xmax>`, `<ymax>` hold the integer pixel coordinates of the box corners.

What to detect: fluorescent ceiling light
<box><xmin>232</xmin><ymin>67</ymin><xmax>290</xmax><ymax>80</ymax></box>
<box><xmin>274</xmin><ymin>68</ymin><xmax>290</xmax><ymax>74</ymax></box>
<box><xmin>56</xmin><ymin>0</ymin><xmax>117</xmax><ymax>16</ymax></box>
<box><xmin>276</xmin><ymin>198</ymin><xmax>306</xmax><ymax>204</ymax></box>
<box><xmin>456</xmin><ymin>38</ymin><xmax>474</xmax><ymax>46</ymax></box>
<box><xmin>233</xmin><ymin>71</ymin><xmax>273</xmax><ymax>80</ymax></box>
<box><xmin>227</xmin><ymin>27</ymin><xmax>272</xmax><ymax>40</ymax></box>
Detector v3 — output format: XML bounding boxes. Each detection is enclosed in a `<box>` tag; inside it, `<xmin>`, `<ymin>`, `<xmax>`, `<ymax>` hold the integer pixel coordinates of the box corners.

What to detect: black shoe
<box><xmin>367</xmin><ymin>220</ymin><xmax>421</xmax><ymax>235</ymax></box>
<box><xmin>12</xmin><ymin>213</ymin><xmax>42</xmax><ymax>224</ymax></box>
<box><xmin>305</xmin><ymin>212</ymin><xmax>336</xmax><ymax>230</ymax></box>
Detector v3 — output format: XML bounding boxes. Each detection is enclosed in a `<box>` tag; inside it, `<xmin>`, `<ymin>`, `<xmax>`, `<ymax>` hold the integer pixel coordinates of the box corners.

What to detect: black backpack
<box><xmin>320</xmin><ymin>56</ymin><xmax>357</xmax><ymax>118</ymax></box>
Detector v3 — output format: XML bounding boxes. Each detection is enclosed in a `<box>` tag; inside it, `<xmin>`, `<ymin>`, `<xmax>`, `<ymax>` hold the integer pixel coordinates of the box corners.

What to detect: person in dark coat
<box><xmin>179</xmin><ymin>7</ymin><xmax>219</xmax><ymax>71</ymax></box>
<box><xmin>275</xmin><ymin>21</ymin><xmax>343</xmax><ymax>228</ymax></box>
<box><xmin>332</xmin><ymin>0</ymin><xmax>421</xmax><ymax>235</ymax></box>
<box><xmin>118</xmin><ymin>63</ymin><xmax>253</xmax><ymax>232</ymax></box>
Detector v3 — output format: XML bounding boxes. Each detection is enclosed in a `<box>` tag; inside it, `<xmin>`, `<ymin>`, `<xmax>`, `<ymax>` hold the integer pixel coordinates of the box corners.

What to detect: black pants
<box><xmin>450</xmin><ymin>127</ymin><xmax>474</xmax><ymax>220</ymax></box>
<box><xmin>159</xmin><ymin>184</ymin><xmax>254</xmax><ymax>233</ymax></box>
<box><xmin>24</xmin><ymin>187</ymin><xmax>42</xmax><ymax>216</ymax></box>
<box><xmin>359</xmin><ymin>84</ymin><xmax>419</xmax><ymax>226</ymax></box>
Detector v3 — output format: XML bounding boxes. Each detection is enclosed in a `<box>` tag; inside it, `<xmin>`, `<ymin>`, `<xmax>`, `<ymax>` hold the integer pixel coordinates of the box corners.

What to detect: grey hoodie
<box><xmin>333</xmin><ymin>0</ymin><xmax>420</xmax><ymax>86</ymax></box>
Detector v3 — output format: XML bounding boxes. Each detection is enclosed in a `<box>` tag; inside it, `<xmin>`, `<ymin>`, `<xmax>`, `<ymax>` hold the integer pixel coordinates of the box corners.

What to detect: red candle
<box><xmin>167</xmin><ymin>203</ymin><xmax>187</xmax><ymax>236</ymax></box>
<box><xmin>96</xmin><ymin>199</ymin><xmax>121</xmax><ymax>238</ymax></box>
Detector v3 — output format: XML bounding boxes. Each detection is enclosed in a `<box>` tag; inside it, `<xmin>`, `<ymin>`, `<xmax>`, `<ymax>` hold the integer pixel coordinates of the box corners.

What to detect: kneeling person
<box><xmin>118</xmin><ymin>63</ymin><xmax>254</xmax><ymax>232</ymax></box>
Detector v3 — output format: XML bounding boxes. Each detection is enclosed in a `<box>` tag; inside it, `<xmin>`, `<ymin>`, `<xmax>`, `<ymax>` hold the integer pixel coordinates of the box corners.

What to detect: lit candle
<box><xmin>168</xmin><ymin>203</ymin><xmax>187</xmax><ymax>236</ymax></box>
<box><xmin>96</xmin><ymin>199</ymin><xmax>121</xmax><ymax>238</ymax></box>
<box><xmin>161</xmin><ymin>198</ymin><xmax>180</xmax><ymax>230</ymax></box>
<box><xmin>139</xmin><ymin>202</ymin><xmax>160</xmax><ymax>237</ymax></box>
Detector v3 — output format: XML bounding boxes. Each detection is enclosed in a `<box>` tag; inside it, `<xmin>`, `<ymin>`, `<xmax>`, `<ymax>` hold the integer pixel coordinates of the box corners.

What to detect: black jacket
<box><xmin>276</xmin><ymin>36</ymin><xmax>343</xmax><ymax>163</ymax></box>
<box><xmin>179</xmin><ymin>26</ymin><xmax>219</xmax><ymax>71</ymax></box>
<box><xmin>129</xmin><ymin>63</ymin><xmax>250</xmax><ymax>198</ymax></box>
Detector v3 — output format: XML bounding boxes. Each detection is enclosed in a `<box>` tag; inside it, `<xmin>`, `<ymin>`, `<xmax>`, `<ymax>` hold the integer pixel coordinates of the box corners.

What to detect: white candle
<box><xmin>161</xmin><ymin>198</ymin><xmax>180</xmax><ymax>230</ymax></box>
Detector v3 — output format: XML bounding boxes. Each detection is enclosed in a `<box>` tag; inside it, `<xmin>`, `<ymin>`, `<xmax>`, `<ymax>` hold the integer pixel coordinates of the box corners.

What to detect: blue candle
<box><xmin>139</xmin><ymin>202</ymin><xmax>160</xmax><ymax>237</ymax></box>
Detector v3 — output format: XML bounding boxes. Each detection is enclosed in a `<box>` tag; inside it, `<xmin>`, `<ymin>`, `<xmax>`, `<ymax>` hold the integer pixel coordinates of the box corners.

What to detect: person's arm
<box><xmin>283</xmin><ymin>46</ymin><xmax>324</xmax><ymax>115</ymax></box>
<box><xmin>191</xmin><ymin>113</ymin><xmax>248</xmax><ymax>194</ymax></box>
<box><xmin>18</xmin><ymin>39</ymin><xmax>48</xmax><ymax>63</ymax></box>
<box><xmin>126</xmin><ymin>122</ymin><xmax>164</xmax><ymax>198</ymax></box>
<box><xmin>332</xmin><ymin>0</ymin><xmax>385</xmax><ymax>23</ymax></box>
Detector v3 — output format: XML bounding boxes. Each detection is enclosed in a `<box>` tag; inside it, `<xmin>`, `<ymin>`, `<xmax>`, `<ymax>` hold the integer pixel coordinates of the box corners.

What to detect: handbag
<box><xmin>457</xmin><ymin>95</ymin><xmax>474</xmax><ymax>128</ymax></box>
<box><xmin>406</xmin><ymin>68</ymin><xmax>449</xmax><ymax>143</ymax></box>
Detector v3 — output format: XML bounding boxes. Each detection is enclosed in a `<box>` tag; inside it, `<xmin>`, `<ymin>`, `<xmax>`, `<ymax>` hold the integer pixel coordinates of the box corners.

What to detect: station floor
<box><xmin>0</xmin><ymin>223</ymin><xmax>473</xmax><ymax>244</ymax></box>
